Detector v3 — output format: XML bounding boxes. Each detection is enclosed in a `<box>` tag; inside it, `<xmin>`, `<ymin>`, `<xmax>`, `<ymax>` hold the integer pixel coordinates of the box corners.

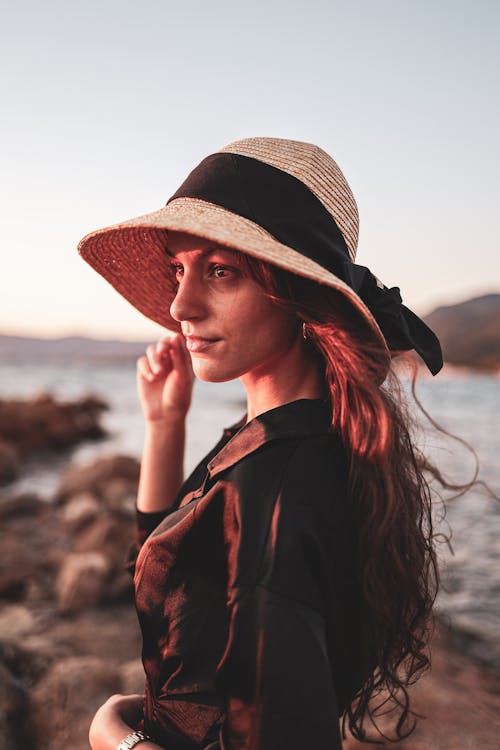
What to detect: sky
<box><xmin>1</xmin><ymin>0</ymin><xmax>499</xmax><ymax>341</ymax></box>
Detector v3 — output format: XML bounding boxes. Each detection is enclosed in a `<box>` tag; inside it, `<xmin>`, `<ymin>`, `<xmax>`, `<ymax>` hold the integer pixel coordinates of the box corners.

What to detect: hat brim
<box><xmin>78</xmin><ymin>196</ymin><xmax>389</xmax><ymax>356</ymax></box>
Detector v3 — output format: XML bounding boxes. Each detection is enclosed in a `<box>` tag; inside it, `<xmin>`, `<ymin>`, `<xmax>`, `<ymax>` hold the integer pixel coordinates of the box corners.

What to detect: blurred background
<box><xmin>1</xmin><ymin>1</ymin><xmax>499</xmax><ymax>748</ymax></box>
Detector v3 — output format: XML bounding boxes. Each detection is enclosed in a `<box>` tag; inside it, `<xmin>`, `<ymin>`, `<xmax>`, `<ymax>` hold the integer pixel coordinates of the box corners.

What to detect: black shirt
<box><xmin>126</xmin><ymin>397</ymin><xmax>370</xmax><ymax>750</ymax></box>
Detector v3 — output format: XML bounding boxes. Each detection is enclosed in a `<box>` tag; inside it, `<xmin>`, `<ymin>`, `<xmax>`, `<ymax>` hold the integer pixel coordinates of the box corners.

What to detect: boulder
<box><xmin>0</xmin><ymin>392</ymin><xmax>108</xmax><ymax>458</ymax></box>
<box><xmin>101</xmin><ymin>477</ymin><xmax>137</xmax><ymax>518</ymax></box>
<box><xmin>28</xmin><ymin>655</ymin><xmax>121</xmax><ymax>750</ymax></box>
<box><xmin>55</xmin><ymin>552</ymin><xmax>111</xmax><ymax>615</ymax></box>
<box><xmin>0</xmin><ymin>492</ymin><xmax>44</xmax><ymax>522</ymax></box>
<box><xmin>0</xmin><ymin>661</ymin><xmax>26</xmax><ymax>750</ymax></box>
<box><xmin>55</xmin><ymin>455</ymin><xmax>140</xmax><ymax>504</ymax></box>
<box><xmin>0</xmin><ymin>637</ymin><xmax>56</xmax><ymax>691</ymax></box>
<box><xmin>0</xmin><ymin>439</ymin><xmax>20</xmax><ymax>486</ymax></box>
<box><xmin>59</xmin><ymin>492</ymin><xmax>100</xmax><ymax>533</ymax></box>
<box><xmin>73</xmin><ymin>515</ymin><xmax>135</xmax><ymax>569</ymax></box>
<box><xmin>0</xmin><ymin>604</ymin><xmax>38</xmax><ymax>640</ymax></box>
<box><xmin>0</xmin><ymin>497</ymin><xmax>64</xmax><ymax>603</ymax></box>
<box><xmin>31</xmin><ymin>604</ymin><xmax>142</xmax><ymax>664</ymax></box>
<box><xmin>0</xmin><ymin>537</ymin><xmax>36</xmax><ymax>601</ymax></box>
<box><xmin>120</xmin><ymin>659</ymin><xmax>146</xmax><ymax>695</ymax></box>
<box><xmin>106</xmin><ymin>570</ymin><xmax>134</xmax><ymax>602</ymax></box>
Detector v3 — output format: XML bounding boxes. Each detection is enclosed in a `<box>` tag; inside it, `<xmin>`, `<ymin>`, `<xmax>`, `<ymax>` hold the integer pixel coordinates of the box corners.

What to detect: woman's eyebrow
<box><xmin>165</xmin><ymin>246</ymin><xmax>240</xmax><ymax>261</ymax></box>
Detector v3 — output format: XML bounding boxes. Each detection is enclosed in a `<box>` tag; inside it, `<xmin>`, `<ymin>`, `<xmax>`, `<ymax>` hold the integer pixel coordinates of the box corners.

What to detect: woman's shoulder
<box><xmin>225</xmin><ymin>429</ymin><xmax>350</xmax><ymax>525</ymax></box>
<box><xmin>242</xmin><ymin>428</ymin><xmax>348</xmax><ymax>485</ymax></box>
<box><xmin>223</xmin><ymin>431</ymin><xmax>355</xmax><ymax>604</ymax></box>
<box><xmin>217</xmin><ymin>397</ymin><xmax>345</xmax><ymax>474</ymax></box>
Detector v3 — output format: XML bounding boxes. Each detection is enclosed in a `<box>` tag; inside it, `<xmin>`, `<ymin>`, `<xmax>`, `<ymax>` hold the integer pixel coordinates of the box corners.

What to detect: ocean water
<box><xmin>1</xmin><ymin>361</ymin><xmax>499</xmax><ymax>668</ymax></box>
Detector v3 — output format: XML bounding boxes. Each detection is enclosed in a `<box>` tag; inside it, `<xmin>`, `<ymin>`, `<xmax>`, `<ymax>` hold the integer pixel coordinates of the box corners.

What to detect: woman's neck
<box><xmin>240</xmin><ymin>339</ymin><xmax>327</xmax><ymax>423</ymax></box>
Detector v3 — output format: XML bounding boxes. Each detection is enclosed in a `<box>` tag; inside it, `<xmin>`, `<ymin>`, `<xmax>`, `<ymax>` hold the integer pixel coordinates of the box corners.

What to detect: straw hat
<box><xmin>77</xmin><ymin>137</ymin><xmax>442</xmax><ymax>378</ymax></box>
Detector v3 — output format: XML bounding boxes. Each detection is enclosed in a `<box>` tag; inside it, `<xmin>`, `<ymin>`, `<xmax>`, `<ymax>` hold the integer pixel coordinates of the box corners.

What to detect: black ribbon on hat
<box><xmin>346</xmin><ymin>262</ymin><xmax>443</xmax><ymax>375</ymax></box>
<box><xmin>168</xmin><ymin>152</ymin><xmax>443</xmax><ymax>375</ymax></box>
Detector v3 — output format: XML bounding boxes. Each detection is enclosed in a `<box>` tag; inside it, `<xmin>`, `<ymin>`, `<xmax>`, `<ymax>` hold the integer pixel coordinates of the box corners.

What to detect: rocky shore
<box><xmin>0</xmin><ymin>396</ymin><xmax>499</xmax><ymax>749</ymax></box>
<box><xmin>0</xmin><ymin>392</ymin><xmax>108</xmax><ymax>486</ymax></box>
<box><xmin>0</xmin><ymin>453</ymin><xmax>144</xmax><ymax>750</ymax></box>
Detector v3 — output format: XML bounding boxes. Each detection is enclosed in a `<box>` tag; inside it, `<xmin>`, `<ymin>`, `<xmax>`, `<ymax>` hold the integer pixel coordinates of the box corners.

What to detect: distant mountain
<box><xmin>0</xmin><ymin>335</ymin><xmax>150</xmax><ymax>365</ymax></box>
<box><xmin>1</xmin><ymin>292</ymin><xmax>499</xmax><ymax>369</ymax></box>
<box><xmin>422</xmin><ymin>293</ymin><xmax>500</xmax><ymax>370</ymax></box>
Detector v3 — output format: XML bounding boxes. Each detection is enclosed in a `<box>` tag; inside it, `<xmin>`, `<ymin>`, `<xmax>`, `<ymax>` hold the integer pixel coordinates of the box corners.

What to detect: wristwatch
<box><xmin>116</xmin><ymin>729</ymin><xmax>152</xmax><ymax>750</ymax></box>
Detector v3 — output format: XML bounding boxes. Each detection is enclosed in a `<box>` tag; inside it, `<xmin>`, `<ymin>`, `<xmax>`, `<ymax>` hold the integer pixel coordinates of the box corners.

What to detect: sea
<box><xmin>1</xmin><ymin>361</ymin><xmax>499</xmax><ymax>670</ymax></box>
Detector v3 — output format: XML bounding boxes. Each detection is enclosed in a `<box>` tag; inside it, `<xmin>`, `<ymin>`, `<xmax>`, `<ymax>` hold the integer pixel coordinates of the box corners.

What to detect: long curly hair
<box><xmin>233</xmin><ymin>250</ymin><xmax>491</xmax><ymax>743</ymax></box>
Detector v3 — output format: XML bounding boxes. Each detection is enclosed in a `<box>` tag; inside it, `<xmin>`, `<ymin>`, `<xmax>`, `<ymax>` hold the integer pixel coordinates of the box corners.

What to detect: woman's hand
<box><xmin>136</xmin><ymin>332</ymin><xmax>195</xmax><ymax>422</ymax></box>
<box><xmin>89</xmin><ymin>693</ymin><xmax>163</xmax><ymax>750</ymax></box>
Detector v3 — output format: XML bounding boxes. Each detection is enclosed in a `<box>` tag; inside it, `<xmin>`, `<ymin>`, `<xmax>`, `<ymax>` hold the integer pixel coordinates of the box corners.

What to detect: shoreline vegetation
<box><xmin>0</xmin><ymin>395</ymin><xmax>499</xmax><ymax>747</ymax></box>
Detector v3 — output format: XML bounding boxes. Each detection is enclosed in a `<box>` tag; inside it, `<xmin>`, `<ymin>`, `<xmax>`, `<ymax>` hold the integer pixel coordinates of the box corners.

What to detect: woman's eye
<box><xmin>172</xmin><ymin>264</ymin><xmax>183</xmax><ymax>276</ymax></box>
<box><xmin>169</xmin><ymin>263</ymin><xmax>233</xmax><ymax>281</ymax></box>
<box><xmin>211</xmin><ymin>264</ymin><xmax>231</xmax><ymax>278</ymax></box>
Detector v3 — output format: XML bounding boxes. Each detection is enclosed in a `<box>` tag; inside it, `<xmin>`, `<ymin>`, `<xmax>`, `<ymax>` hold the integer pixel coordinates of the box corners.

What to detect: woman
<box><xmin>78</xmin><ymin>137</ymin><xmax>457</xmax><ymax>750</ymax></box>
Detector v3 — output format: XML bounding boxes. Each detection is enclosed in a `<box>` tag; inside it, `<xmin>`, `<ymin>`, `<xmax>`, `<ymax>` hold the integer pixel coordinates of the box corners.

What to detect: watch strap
<box><xmin>116</xmin><ymin>729</ymin><xmax>151</xmax><ymax>750</ymax></box>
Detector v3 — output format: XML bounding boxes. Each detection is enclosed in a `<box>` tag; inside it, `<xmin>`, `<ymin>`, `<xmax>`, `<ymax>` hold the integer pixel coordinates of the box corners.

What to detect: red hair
<box><xmin>236</xmin><ymin>251</ymin><xmax>491</xmax><ymax>743</ymax></box>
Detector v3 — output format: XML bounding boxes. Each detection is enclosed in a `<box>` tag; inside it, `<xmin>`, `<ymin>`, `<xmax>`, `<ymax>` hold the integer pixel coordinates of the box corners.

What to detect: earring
<box><xmin>302</xmin><ymin>321</ymin><xmax>308</xmax><ymax>339</ymax></box>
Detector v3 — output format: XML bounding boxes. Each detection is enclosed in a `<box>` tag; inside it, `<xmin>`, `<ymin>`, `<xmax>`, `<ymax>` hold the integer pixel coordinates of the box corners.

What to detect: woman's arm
<box><xmin>89</xmin><ymin>694</ymin><xmax>164</xmax><ymax>750</ymax></box>
<box><xmin>93</xmin><ymin>335</ymin><xmax>196</xmax><ymax>750</ymax></box>
<box><xmin>136</xmin><ymin>417</ymin><xmax>185</xmax><ymax>513</ymax></box>
<box><xmin>135</xmin><ymin>333</ymin><xmax>195</xmax><ymax>513</ymax></box>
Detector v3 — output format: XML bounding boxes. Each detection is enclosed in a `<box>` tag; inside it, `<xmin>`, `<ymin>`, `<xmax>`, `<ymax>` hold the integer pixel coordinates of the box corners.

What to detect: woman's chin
<box><xmin>191</xmin><ymin>361</ymin><xmax>240</xmax><ymax>384</ymax></box>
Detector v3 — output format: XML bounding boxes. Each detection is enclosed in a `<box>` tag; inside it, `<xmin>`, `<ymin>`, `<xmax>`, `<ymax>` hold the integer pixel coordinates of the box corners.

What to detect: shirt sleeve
<box><xmin>208</xmin><ymin>436</ymin><xmax>349</xmax><ymax>750</ymax></box>
<box><xmin>124</xmin><ymin>426</ymin><xmax>239</xmax><ymax>577</ymax></box>
<box><xmin>124</xmin><ymin>506</ymin><xmax>171</xmax><ymax>576</ymax></box>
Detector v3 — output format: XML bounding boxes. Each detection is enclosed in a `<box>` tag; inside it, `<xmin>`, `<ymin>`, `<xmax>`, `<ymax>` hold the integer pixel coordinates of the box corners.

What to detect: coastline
<box><xmin>343</xmin><ymin>618</ymin><xmax>500</xmax><ymax>748</ymax></box>
<box><xmin>1</xmin><ymin>378</ymin><xmax>499</xmax><ymax>748</ymax></box>
<box><xmin>1</xmin><ymin>461</ymin><xmax>499</xmax><ymax>749</ymax></box>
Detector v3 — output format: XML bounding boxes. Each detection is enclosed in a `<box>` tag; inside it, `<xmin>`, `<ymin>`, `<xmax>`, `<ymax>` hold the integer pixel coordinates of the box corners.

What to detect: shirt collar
<box><xmin>207</xmin><ymin>397</ymin><xmax>332</xmax><ymax>478</ymax></box>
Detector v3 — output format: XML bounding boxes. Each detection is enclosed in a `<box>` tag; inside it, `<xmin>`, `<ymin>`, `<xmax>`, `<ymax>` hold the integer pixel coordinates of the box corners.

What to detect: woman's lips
<box><xmin>185</xmin><ymin>336</ymin><xmax>220</xmax><ymax>353</ymax></box>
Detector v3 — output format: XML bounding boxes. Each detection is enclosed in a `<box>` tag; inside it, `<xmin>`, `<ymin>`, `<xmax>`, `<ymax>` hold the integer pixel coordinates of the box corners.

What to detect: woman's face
<box><xmin>167</xmin><ymin>231</ymin><xmax>301</xmax><ymax>383</ymax></box>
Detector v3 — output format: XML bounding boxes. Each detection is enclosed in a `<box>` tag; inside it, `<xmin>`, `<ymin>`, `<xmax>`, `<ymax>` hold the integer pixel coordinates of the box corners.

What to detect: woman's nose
<box><xmin>169</xmin><ymin>271</ymin><xmax>206</xmax><ymax>323</ymax></box>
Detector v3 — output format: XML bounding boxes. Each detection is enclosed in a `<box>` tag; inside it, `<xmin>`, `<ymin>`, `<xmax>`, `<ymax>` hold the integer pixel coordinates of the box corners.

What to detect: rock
<box><xmin>0</xmin><ymin>439</ymin><xmax>20</xmax><ymax>486</ymax></box>
<box><xmin>33</xmin><ymin>604</ymin><xmax>142</xmax><ymax>664</ymax></box>
<box><xmin>56</xmin><ymin>454</ymin><xmax>140</xmax><ymax>504</ymax></box>
<box><xmin>0</xmin><ymin>661</ymin><xmax>26</xmax><ymax>750</ymax></box>
<box><xmin>0</xmin><ymin>638</ymin><xmax>55</xmax><ymax>688</ymax></box>
<box><xmin>0</xmin><ymin>492</ymin><xmax>44</xmax><ymax>521</ymax></box>
<box><xmin>28</xmin><ymin>655</ymin><xmax>121</xmax><ymax>750</ymax></box>
<box><xmin>0</xmin><ymin>604</ymin><xmax>38</xmax><ymax>639</ymax></box>
<box><xmin>55</xmin><ymin>552</ymin><xmax>111</xmax><ymax>614</ymax></box>
<box><xmin>0</xmin><ymin>539</ymin><xmax>34</xmax><ymax>601</ymax></box>
<box><xmin>73</xmin><ymin>515</ymin><xmax>135</xmax><ymax>569</ymax></box>
<box><xmin>101</xmin><ymin>477</ymin><xmax>137</xmax><ymax>517</ymax></box>
<box><xmin>59</xmin><ymin>492</ymin><xmax>100</xmax><ymax>532</ymax></box>
<box><xmin>120</xmin><ymin>659</ymin><xmax>146</xmax><ymax>695</ymax></box>
<box><xmin>0</xmin><ymin>392</ymin><xmax>108</xmax><ymax>465</ymax></box>
<box><xmin>105</xmin><ymin>570</ymin><xmax>134</xmax><ymax>602</ymax></box>
<box><xmin>0</xmin><ymin>500</ymin><xmax>63</xmax><ymax>603</ymax></box>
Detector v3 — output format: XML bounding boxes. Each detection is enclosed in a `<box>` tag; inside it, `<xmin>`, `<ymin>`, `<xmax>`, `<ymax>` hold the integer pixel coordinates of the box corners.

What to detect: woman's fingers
<box><xmin>144</xmin><ymin>338</ymin><xmax>172</xmax><ymax>374</ymax></box>
<box><xmin>167</xmin><ymin>334</ymin><xmax>185</xmax><ymax>367</ymax></box>
<box><xmin>178</xmin><ymin>333</ymin><xmax>192</xmax><ymax>368</ymax></box>
<box><xmin>172</xmin><ymin>333</ymin><xmax>193</xmax><ymax>373</ymax></box>
<box><xmin>136</xmin><ymin>336</ymin><xmax>194</xmax><ymax>420</ymax></box>
<box><xmin>138</xmin><ymin>333</ymin><xmax>192</xmax><ymax>385</ymax></box>
<box><xmin>137</xmin><ymin>355</ymin><xmax>154</xmax><ymax>382</ymax></box>
<box><xmin>146</xmin><ymin>342</ymin><xmax>164</xmax><ymax>374</ymax></box>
